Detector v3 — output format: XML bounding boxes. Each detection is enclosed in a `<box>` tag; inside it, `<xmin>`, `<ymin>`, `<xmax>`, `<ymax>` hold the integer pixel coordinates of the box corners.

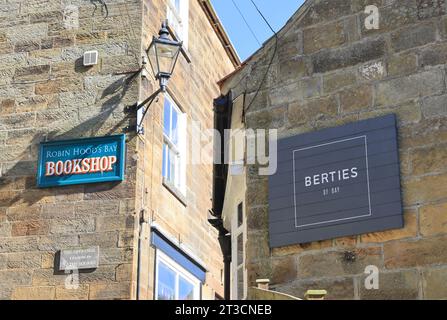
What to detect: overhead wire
<box><xmin>243</xmin><ymin>0</ymin><xmax>279</xmax><ymax>115</ymax></box>
<box><xmin>231</xmin><ymin>0</ymin><xmax>262</xmax><ymax>46</ymax></box>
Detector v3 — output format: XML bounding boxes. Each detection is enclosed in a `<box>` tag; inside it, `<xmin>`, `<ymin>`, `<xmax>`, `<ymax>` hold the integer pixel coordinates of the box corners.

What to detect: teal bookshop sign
<box><xmin>37</xmin><ymin>135</ymin><xmax>126</xmax><ymax>188</ymax></box>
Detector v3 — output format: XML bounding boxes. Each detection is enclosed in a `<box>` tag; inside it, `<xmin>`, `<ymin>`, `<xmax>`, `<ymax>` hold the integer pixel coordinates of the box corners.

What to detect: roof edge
<box><xmin>217</xmin><ymin>0</ymin><xmax>313</xmax><ymax>87</ymax></box>
<box><xmin>198</xmin><ymin>0</ymin><xmax>241</xmax><ymax>68</ymax></box>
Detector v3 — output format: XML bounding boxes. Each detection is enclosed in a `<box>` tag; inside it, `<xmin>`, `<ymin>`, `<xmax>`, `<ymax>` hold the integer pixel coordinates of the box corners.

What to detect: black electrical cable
<box><xmin>244</xmin><ymin>0</ymin><xmax>278</xmax><ymax>115</ymax></box>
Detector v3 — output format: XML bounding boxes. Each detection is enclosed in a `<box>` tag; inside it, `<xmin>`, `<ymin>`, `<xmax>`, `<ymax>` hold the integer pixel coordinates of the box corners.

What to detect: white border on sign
<box><xmin>292</xmin><ymin>135</ymin><xmax>372</xmax><ymax>228</ymax></box>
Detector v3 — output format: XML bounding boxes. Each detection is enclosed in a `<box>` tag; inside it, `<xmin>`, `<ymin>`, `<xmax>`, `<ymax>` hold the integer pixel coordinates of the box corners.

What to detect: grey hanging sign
<box><xmin>268</xmin><ymin>114</ymin><xmax>404</xmax><ymax>247</ymax></box>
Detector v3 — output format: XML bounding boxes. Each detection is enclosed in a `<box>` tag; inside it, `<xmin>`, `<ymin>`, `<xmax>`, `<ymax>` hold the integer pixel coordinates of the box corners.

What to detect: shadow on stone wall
<box><xmin>0</xmin><ymin>72</ymin><xmax>139</xmax><ymax>206</ymax></box>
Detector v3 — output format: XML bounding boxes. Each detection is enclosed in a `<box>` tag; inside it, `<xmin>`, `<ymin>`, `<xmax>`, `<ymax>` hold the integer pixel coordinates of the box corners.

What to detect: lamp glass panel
<box><xmin>156</xmin><ymin>41</ymin><xmax>180</xmax><ymax>75</ymax></box>
<box><xmin>147</xmin><ymin>42</ymin><xmax>159</xmax><ymax>78</ymax></box>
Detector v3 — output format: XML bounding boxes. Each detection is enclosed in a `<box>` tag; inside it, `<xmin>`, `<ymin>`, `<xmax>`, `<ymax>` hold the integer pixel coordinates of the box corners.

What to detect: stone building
<box><xmin>215</xmin><ymin>0</ymin><xmax>447</xmax><ymax>299</ymax></box>
<box><xmin>0</xmin><ymin>0</ymin><xmax>237</xmax><ymax>299</ymax></box>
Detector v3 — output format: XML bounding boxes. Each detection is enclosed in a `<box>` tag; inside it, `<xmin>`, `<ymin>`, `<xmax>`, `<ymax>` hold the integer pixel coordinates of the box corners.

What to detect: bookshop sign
<box><xmin>37</xmin><ymin>135</ymin><xmax>126</xmax><ymax>188</ymax></box>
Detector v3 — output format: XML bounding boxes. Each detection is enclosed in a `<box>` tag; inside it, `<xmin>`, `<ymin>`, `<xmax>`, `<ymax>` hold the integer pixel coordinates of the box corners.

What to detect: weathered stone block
<box><xmin>35</xmin><ymin>78</ymin><xmax>83</xmax><ymax>95</ymax></box>
<box><xmin>0</xmin><ymin>112</ymin><xmax>36</xmax><ymax>130</ymax></box>
<box><xmin>297</xmin><ymin>247</ymin><xmax>383</xmax><ymax>278</ymax></box>
<box><xmin>49</xmin><ymin>218</ymin><xmax>95</xmax><ymax>234</ymax></box>
<box><xmin>246</xmin><ymin>181</ymin><xmax>268</xmax><ymax>207</ymax></box>
<box><xmin>420</xmin><ymin>202</ymin><xmax>447</xmax><ymax>237</ymax></box>
<box><xmin>387</xmin><ymin>53</ymin><xmax>418</xmax><ymax>77</ymax></box>
<box><xmin>271</xmin><ymin>256</ymin><xmax>297</xmax><ymax>284</ymax></box>
<box><xmin>246</xmin><ymin>231</ymin><xmax>270</xmax><ymax>263</ymax></box>
<box><xmin>41</xmin><ymin>252</ymin><xmax>55</xmax><ymax>269</ymax></box>
<box><xmin>41</xmin><ymin>203</ymin><xmax>74</xmax><ymax>219</ymax></box>
<box><xmin>384</xmin><ymin>235</ymin><xmax>447</xmax><ymax>268</ymax></box>
<box><xmin>421</xmin><ymin>94</ymin><xmax>447</xmax><ymax>119</ymax></box>
<box><xmin>323</xmin><ymin>70</ymin><xmax>357</xmax><ymax>93</ymax></box>
<box><xmin>79</xmin><ymin>266</ymin><xmax>116</xmax><ymax>283</ymax></box>
<box><xmin>288</xmin><ymin>96</ymin><xmax>338</xmax><ymax>126</ymax></box>
<box><xmin>84</xmin><ymin>182</ymin><xmax>136</xmax><ymax>201</ymax></box>
<box><xmin>100</xmin><ymin>248</ymin><xmax>133</xmax><ymax>265</ymax></box>
<box><xmin>278</xmin><ymin>57</ymin><xmax>309</xmax><ymax>84</ymax></box>
<box><xmin>14</xmin><ymin>41</ymin><xmax>40</xmax><ymax>53</ymax></box>
<box><xmin>12</xmin><ymin>286</ymin><xmax>55</xmax><ymax>300</ymax></box>
<box><xmin>0</xmin><ymin>270</ymin><xmax>32</xmax><ymax>286</ymax></box>
<box><xmin>38</xmin><ymin>234</ymin><xmax>79</xmax><ymax>251</ymax></box>
<box><xmin>340</xmin><ymin>85</ymin><xmax>373</xmax><ymax>113</ymax></box>
<box><xmin>11</xmin><ymin>220</ymin><xmax>49</xmax><ymax>236</ymax></box>
<box><xmin>391</xmin><ymin>23</ymin><xmax>437</xmax><ymax>52</ymax></box>
<box><xmin>245</xmin><ymin>106</ymin><xmax>286</xmax><ymax>130</ymax></box>
<box><xmin>376</xmin><ymin>70</ymin><xmax>444</xmax><ymax>107</ymax></box>
<box><xmin>277</xmin><ymin>277</ymin><xmax>355</xmax><ymax>300</ymax></box>
<box><xmin>74</xmin><ymin>200</ymin><xmax>120</xmax><ymax>217</ymax></box>
<box><xmin>0</xmin><ymin>222</ymin><xmax>11</xmax><ymax>237</ymax></box>
<box><xmin>333</xmin><ymin>236</ymin><xmax>358</xmax><ymax>248</ymax></box>
<box><xmin>55</xmin><ymin>284</ymin><xmax>89</xmax><ymax>300</ymax></box>
<box><xmin>299</xmin><ymin>0</ymin><xmax>352</xmax><ymax>27</ymax></box>
<box><xmin>246</xmin><ymin>206</ymin><xmax>268</xmax><ymax>231</ymax></box>
<box><xmin>7</xmin><ymin>205</ymin><xmax>41</xmax><ymax>222</ymax></box>
<box><xmin>361</xmin><ymin>209</ymin><xmax>418</xmax><ymax>243</ymax></box>
<box><xmin>89</xmin><ymin>282</ymin><xmax>131</xmax><ymax>300</ymax></box>
<box><xmin>351</xmin><ymin>0</ymin><xmax>385</xmax><ymax>13</ymax></box>
<box><xmin>246</xmin><ymin>260</ymin><xmax>273</xmax><ymax>286</ymax></box>
<box><xmin>359</xmin><ymin>269</ymin><xmax>420</xmax><ymax>300</ymax></box>
<box><xmin>312</xmin><ymin>37</ymin><xmax>386</xmax><ymax>74</ymax></box>
<box><xmin>115</xmin><ymin>263</ymin><xmax>132</xmax><ymax>282</ymax></box>
<box><xmin>6</xmin><ymin>252</ymin><xmax>41</xmax><ymax>269</ymax></box>
<box><xmin>79</xmin><ymin>231</ymin><xmax>118</xmax><ymax>248</ymax></box>
<box><xmin>303</xmin><ymin>21</ymin><xmax>346</xmax><ymax>54</ymax></box>
<box><xmin>412</xmin><ymin>143</ymin><xmax>447</xmax><ymax>176</ymax></box>
<box><xmin>0</xmin><ymin>98</ymin><xmax>15</xmax><ymax>115</ymax></box>
<box><xmin>421</xmin><ymin>42</ymin><xmax>447</xmax><ymax>67</ymax></box>
<box><xmin>0</xmin><ymin>237</ymin><xmax>38</xmax><ymax>253</ymax></box>
<box><xmin>32</xmin><ymin>269</ymin><xmax>67</xmax><ymax>286</ymax></box>
<box><xmin>14</xmin><ymin>65</ymin><xmax>50</xmax><ymax>81</ymax></box>
<box><xmin>423</xmin><ymin>267</ymin><xmax>447</xmax><ymax>299</ymax></box>
<box><xmin>403</xmin><ymin>173</ymin><xmax>447</xmax><ymax>206</ymax></box>
<box><xmin>96</xmin><ymin>215</ymin><xmax>134</xmax><ymax>232</ymax></box>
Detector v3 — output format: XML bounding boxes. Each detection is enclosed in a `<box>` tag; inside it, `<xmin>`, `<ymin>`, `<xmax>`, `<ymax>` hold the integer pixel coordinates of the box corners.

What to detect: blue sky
<box><xmin>210</xmin><ymin>0</ymin><xmax>305</xmax><ymax>61</ymax></box>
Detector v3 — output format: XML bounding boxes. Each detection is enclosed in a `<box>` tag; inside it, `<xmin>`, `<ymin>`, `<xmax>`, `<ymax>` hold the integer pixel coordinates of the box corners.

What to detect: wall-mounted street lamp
<box><xmin>127</xmin><ymin>21</ymin><xmax>183</xmax><ymax>134</ymax></box>
<box><xmin>147</xmin><ymin>21</ymin><xmax>183</xmax><ymax>92</ymax></box>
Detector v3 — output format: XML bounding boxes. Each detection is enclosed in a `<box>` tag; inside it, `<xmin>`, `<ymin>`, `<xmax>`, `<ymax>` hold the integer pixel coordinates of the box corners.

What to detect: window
<box><xmin>162</xmin><ymin>95</ymin><xmax>186</xmax><ymax>195</ymax></box>
<box><xmin>155</xmin><ymin>251</ymin><xmax>201</xmax><ymax>300</ymax></box>
<box><xmin>167</xmin><ymin>0</ymin><xmax>189</xmax><ymax>48</ymax></box>
<box><xmin>231</xmin><ymin>202</ymin><xmax>246</xmax><ymax>300</ymax></box>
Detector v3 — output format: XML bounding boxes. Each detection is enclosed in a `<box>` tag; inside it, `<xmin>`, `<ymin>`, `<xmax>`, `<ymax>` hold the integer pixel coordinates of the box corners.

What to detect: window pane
<box><xmin>237</xmin><ymin>233</ymin><xmax>243</xmax><ymax>267</ymax></box>
<box><xmin>174</xmin><ymin>0</ymin><xmax>181</xmax><ymax>12</ymax></box>
<box><xmin>163</xmin><ymin>99</ymin><xmax>171</xmax><ymax>137</ymax></box>
<box><xmin>179</xmin><ymin>275</ymin><xmax>195</xmax><ymax>300</ymax></box>
<box><xmin>170</xmin><ymin>148</ymin><xmax>176</xmax><ymax>184</ymax></box>
<box><xmin>237</xmin><ymin>267</ymin><xmax>244</xmax><ymax>300</ymax></box>
<box><xmin>171</xmin><ymin>107</ymin><xmax>178</xmax><ymax>145</ymax></box>
<box><xmin>162</xmin><ymin>143</ymin><xmax>168</xmax><ymax>179</ymax></box>
<box><xmin>157</xmin><ymin>262</ymin><xmax>176</xmax><ymax>300</ymax></box>
<box><xmin>237</xmin><ymin>203</ymin><xmax>243</xmax><ymax>227</ymax></box>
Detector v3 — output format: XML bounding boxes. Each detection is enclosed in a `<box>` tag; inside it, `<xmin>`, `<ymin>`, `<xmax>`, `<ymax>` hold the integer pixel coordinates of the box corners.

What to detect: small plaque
<box><xmin>59</xmin><ymin>247</ymin><xmax>99</xmax><ymax>271</ymax></box>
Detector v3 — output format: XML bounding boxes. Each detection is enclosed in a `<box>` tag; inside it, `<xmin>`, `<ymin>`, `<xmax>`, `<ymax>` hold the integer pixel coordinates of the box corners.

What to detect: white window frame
<box><xmin>167</xmin><ymin>0</ymin><xmax>189</xmax><ymax>49</ymax></box>
<box><xmin>162</xmin><ymin>94</ymin><xmax>187</xmax><ymax>196</ymax></box>
<box><xmin>231</xmin><ymin>202</ymin><xmax>247</xmax><ymax>300</ymax></box>
<box><xmin>155</xmin><ymin>250</ymin><xmax>201</xmax><ymax>300</ymax></box>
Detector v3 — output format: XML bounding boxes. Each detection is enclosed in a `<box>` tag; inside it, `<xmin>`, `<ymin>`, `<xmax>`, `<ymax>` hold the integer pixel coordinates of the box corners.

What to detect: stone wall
<box><xmin>135</xmin><ymin>0</ymin><xmax>235</xmax><ymax>299</ymax></box>
<box><xmin>0</xmin><ymin>0</ymin><xmax>234</xmax><ymax>300</ymax></box>
<box><xmin>220</xmin><ymin>0</ymin><xmax>447</xmax><ymax>299</ymax></box>
<box><xmin>0</xmin><ymin>0</ymin><xmax>143</xmax><ymax>299</ymax></box>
